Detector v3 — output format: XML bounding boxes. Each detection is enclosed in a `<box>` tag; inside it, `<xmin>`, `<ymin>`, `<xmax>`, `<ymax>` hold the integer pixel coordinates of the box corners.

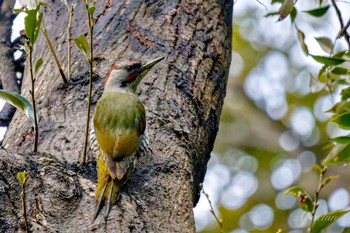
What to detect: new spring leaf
<box><xmin>74</xmin><ymin>34</ymin><xmax>90</xmax><ymax>61</ymax></box>
<box><xmin>278</xmin><ymin>0</ymin><xmax>294</xmax><ymax>21</ymax></box>
<box><xmin>35</xmin><ymin>57</ymin><xmax>43</xmax><ymax>73</ymax></box>
<box><xmin>0</xmin><ymin>90</ymin><xmax>35</xmax><ymax>126</ymax></box>
<box><xmin>303</xmin><ymin>5</ymin><xmax>330</xmax><ymax>18</ymax></box>
<box><xmin>311</xmin><ymin>210</ymin><xmax>350</xmax><ymax>233</ymax></box>
<box><xmin>17</xmin><ymin>171</ymin><xmax>29</xmax><ymax>186</ymax></box>
<box><xmin>24</xmin><ymin>8</ymin><xmax>43</xmax><ymax>44</ymax></box>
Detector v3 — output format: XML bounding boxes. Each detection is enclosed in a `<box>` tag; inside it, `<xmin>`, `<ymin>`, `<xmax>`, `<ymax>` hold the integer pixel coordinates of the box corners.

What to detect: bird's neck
<box><xmin>103</xmin><ymin>85</ymin><xmax>135</xmax><ymax>95</ymax></box>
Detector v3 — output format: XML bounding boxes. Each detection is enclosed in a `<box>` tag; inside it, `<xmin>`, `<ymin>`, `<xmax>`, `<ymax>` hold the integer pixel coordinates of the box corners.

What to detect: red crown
<box><xmin>105</xmin><ymin>65</ymin><xmax>117</xmax><ymax>86</ymax></box>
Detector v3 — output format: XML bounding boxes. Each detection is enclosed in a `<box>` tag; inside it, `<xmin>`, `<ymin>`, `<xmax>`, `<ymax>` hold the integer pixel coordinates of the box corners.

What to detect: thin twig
<box><xmin>202</xmin><ymin>189</ymin><xmax>223</xmax><ymax>233</ymax></box>
<box><xmin>41</xmin><ymin>24</ymin><xmax>68</xmax><ymax>84</ymax></box>
<box><xmin>81</xmin><ymin>1</ymin><xmax>94</xmax><ymax>165</ymax></box>
<box><xmin>21</xmin><ymin>179</ymin><xmax>29</xmax><ymax>232</ymax></box>
<box><xmin>29</xmin><ymin>45</ymin><xmax>38</xmax><ymax>153</ymax></box>
<box><xmin>331</xmin><ymin>0</ymin><xmax>350</xmax><ymax>49</ymax></box>
<box><xmin>67</xmin><ymin>4</ymin><xmax>75</xmax><ymax>80</ymax></box>
<box><xmin>255</xmin><ymin>0</ymin><xmax>267</xmax><ymax>11</ymax></box>
<box><xmin>309</xmin><ymin>166</ymin><xmax>327</xmax><ymax>233</ymax></box>
<box><xmin>337</xmin><ymin>18</ymin><xmax>350</xmax><ymax>39</ymax></box>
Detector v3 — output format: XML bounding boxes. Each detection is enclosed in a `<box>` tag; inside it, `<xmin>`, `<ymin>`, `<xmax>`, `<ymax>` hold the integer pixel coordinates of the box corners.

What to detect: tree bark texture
<box><xmin>0</xmin><ymin>0</ymin><xmax>232</xmax><ymax>232</ymax></box>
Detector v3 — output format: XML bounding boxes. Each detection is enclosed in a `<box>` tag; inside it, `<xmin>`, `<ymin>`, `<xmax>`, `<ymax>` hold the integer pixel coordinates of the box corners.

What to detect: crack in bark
<box><xmin>127</xmin><ymin>23</ymin><xmax>155</xmax><ymax>48</ymax></box>
<box><xmin>170</xmin><ymin>1</ymin><xmax>181</xmax><ymax>49</ymax></box>
<box><xmin>94</xmin><ymin>0</ymin><xmax>112</xmax><ymax>25</ymax></box>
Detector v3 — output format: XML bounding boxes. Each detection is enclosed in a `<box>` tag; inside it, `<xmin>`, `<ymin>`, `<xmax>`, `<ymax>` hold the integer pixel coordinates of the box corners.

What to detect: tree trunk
<box><xmin>0</xmin><ymin>0</ymin><xmax>232</xmax><ymax>232</ymax></box>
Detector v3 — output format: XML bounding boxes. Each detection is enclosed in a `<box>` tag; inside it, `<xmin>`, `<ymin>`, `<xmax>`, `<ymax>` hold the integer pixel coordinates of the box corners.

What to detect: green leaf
<box><xmin>74</xmin><ymin>34</ymin><xmax>90</xmax><ymax>60</ymax></box>
<box><xmin>321</xmin><ymin>175</ymin><xmax>339</xmax><ymax>187</ymax></box>
<box><xmin>0</xmin><ymin>90</ymin><xmax>35</xmax><ymax>125</ymax></box>
<box><xmin>311</xmin><ymin>210</ymin><xmax>350</xmax><ymax>233</ymax></box>
<box><xmin>35</xmin><ymin>57</ymin><xmax>43</xmax><ymax>74</ymax></box>
<box><xmin>331</xmin><ymin>112</ymin><xmax>350</xmax><ymax>129</ymax></box>
<box><xmin>297</xmin><ymin>29</ymin><xmax>309</xmax><ymax>55</ymax></box>
<box><xmin>290</xmin><ymin>7</ymin><xmax>297</xmax><ymax>23</ymax></box>
<box><xmin>341</xmin><ymin>87</ymin><xmax>350</xmax><ymax>101</ymax></box>
<box><xmin>303</xmin><ymin>5</ymin><xmax>330</xmax><ymax>17</ymax></box>
<box><xmin>299</xmin><ymin>196</ymin><xmax>314</xmax><ymax>212</ymax></box>
<box><xmin>87</xmin><ymin>2</ymin><xmax>96</xmax><ymax>15</ymax></box>
<box><xmin>272</xmin><ymin>0</ymin><xmax>283</xmax><ymax>3</ymax></box>
<box><xmin>315</xmin><ymin>37</ymin><xmax>333</xmax><ymax>54</ymax></box>
<box><xmin>24</xmin><ymin>8</ymin><xmax>38</xmax><ymax>43</ymax></box>
<box><xmin>312</xmin><ymin>164</ymin><xmax>322</xmax><ymax>174</ymax></box>
<box><xmin>22</xmin><ymin>41</ymin><xmax>31</xmax><ymax>54</ymax></box>
<box><xmin>33</xmin><ymin>11</ymin><xmax>44</xmax><ymax>44</ymax></box>
<box><xmin>23</xmin><ymin>4</ymin><xmax>43</xmax><ymax>45</ymax></box>
<box><xmin>311</xmin><ymin>55</ymin><xmax>345</xmax><ymax>66</ymax></box>
<box><xmin>88</xmin><ymin>6</ymin><xmax>96</xmax><ymax>18</ymax></box>
<box><xmin>331</xmin><ymin>136</ymin><xmax>350</xmax><ymax>144</ymax></box>
<box><xmin>37</xmin><ymin>2</ymin><xmax>50</xmax><ymax>9</ymax></box>
<box><xmin>318</xmin><ymin>64</ymin><xmax>328</xmax><ymax>82</ymax></box>
<box><xmin>326</xmin><ymin>101</ymin><xmax>350</xmax><ymax>114</ymax></box>
<box><xmin>331</xmin><ymin>67</ymin><xmax>349</xmax><ymax>75</ymax></box>
<box><xmin>284</xmin><ymin>186</ymin><xmax>314</xmax><ymax>212</ymax></box>
<box><xmin>265</xmin><ymin>11</ymin><xmax>280</xmax><ymax>17</ymax></box>
<box><xmin>13</xmin><ymin>8</ymin><xmax>24</xmax><ymax>14</ymax></box>
<box><xmin>322</xmin><ymin>143</ymin><xmax>350</xmax><ymax>166</ymax></box>
<box><xmin>333</xmin><ymin>50</ymin><xmax>347</xmax><ymax>58</ymax></box>
<box><xmin>17</xmin><ymin>171</ymin><xmax>29</xmax><ymax>186</ymax></box>
<box><xmin>284</xmin><ymin>186</ymin><xmax>305</xmax><ymax>196</ymax></box>
<box><xmin>278</xmin><ymin>0</ymin><xmax>294</xmax><ymax>21</ymax></box>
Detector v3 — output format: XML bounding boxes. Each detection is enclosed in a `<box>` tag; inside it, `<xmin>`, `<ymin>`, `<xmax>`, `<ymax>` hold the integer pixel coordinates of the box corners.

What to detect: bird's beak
<box><xmin>141</xmin><ymin>57</ymin><xmax>164</xmax><ymax>71</ymax></box>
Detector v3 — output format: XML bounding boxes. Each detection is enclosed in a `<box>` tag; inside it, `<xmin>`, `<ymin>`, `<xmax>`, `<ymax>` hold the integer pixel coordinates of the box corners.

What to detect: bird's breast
<box><xmin>93</xmin><ymin>92</ymin><xmax>146</xmax><ymax>160</ymax></box>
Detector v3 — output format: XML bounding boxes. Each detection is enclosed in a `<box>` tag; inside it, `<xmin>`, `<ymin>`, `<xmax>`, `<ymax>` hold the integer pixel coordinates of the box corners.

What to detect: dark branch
<box><xmin>337</xmin><ymin>18</ymin><xmax>350</xmax><ymax>40</ymax></box>
<box><xmin>331</xmin><ymin>0</ymin><xmax>350</xmax><ymax>49</ymax></box>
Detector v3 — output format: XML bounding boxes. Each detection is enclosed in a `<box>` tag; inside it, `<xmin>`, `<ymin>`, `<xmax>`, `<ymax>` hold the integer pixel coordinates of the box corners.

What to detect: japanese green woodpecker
<box><xmin>93</xmin><ymin>57</ymin><xmax>164</xmax><ymax>220</ymax></box>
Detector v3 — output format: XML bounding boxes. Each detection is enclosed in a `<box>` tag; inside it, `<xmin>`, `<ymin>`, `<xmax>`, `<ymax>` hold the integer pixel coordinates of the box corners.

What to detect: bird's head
<box><xmin>104</xmin><ymin>57</ymin><xmax>164</xmax><ymax>93</ymax></box>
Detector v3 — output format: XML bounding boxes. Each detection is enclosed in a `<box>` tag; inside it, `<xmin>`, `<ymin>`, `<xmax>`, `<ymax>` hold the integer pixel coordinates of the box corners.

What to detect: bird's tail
<box><xmin>93</xmin><ymin>153</ymin><xmax>136</xmax><ymax>221</ymax></box>
<box><xmin>93</xmin><ymin>156</ymin><xmax>120</xmax><ymax>221</ymax></box>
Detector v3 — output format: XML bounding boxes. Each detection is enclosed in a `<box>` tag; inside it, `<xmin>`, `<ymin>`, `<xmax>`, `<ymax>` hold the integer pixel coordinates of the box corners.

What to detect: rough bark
<box><xmin>0</xmin><ymin>0</ymin><xmax>232</xmax><ymax>232</ymax></box>
<box><xmin>0</xmin><ymin>0</ymin><xmax>20</xmax><ymax>128</ymax></box>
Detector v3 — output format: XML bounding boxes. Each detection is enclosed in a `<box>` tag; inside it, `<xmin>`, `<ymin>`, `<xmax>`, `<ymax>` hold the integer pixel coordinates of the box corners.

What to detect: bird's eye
<box><xmin>126</xmin><ymin>66</ymin><xmax>132</xmax><ymax>72</ymax></box>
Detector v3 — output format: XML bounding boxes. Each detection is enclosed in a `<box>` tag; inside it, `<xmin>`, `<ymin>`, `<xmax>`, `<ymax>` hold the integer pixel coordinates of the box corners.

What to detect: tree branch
<box><xmin>331</xmin><ymin>0</ymin><xmax>350</xmax><ymax>49</ymax></box>
<box><xmin>337</xmin><ymin>18</ymin><xmax>350</xmax><ymax>39</ymax></box>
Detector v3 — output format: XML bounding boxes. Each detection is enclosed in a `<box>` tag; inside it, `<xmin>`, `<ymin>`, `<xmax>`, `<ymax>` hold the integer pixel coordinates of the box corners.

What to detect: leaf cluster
<box><xmin>265</xmin><ymin>0</ymin><xmax>350</xmax><ymax>232</ymax></box>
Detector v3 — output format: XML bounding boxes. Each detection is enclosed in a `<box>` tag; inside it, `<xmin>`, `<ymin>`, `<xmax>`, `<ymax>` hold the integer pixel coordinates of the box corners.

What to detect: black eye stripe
<box><xmin>126</xmin><ymin>63</ymin><xmax>141</xmax><ymax>71</ymax></box>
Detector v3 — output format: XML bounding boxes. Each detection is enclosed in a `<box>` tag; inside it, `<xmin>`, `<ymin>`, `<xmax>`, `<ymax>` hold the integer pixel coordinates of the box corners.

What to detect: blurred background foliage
<box><xmin>194</xmin><ymin>0</ymin><xmax>350</xmax><ymax>232</ymax></box>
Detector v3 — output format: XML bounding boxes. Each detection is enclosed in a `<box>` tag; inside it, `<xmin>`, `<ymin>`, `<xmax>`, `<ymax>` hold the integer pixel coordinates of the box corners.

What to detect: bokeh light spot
<box><xmin>290</xmin><ymin>107</ymin><xmax>315</xmax><ymax>137</ymax></box>
<box><xmin>221</xmin><ymin>171</ymin><xmax>258</xmax><ymax>209</ymax></box>
<box><xmin>279</xmin><ymin>131</ymin><xmax>300</xmax><ymax>151</ymax></box>
<box><xmin>275</xmin><ymin>191</ymin><xmax>296</xmax><ymax>210</ymax></box>
<box><xmin>271</xmin><ymin>159</ymin><xmax>301</xmax><ymax>190</ymax></box>
<box><xmin>288</xmin><ymin>209</ymin><xmax>311</xmax><ymax>229</ymax></box>
<box><xmin>297</xmin><ymin>151</ymin><xmax>316</xmax><ymax>172</ymax></box>
<box><xmin>248</xmin><ymin>204</ymin><xmax>274</xmax><ymax>229</ymax></box>
<box><xmin>329</xmin><ymin>188</ymin><xmax>349</xmax><ymax>211</ymax></box>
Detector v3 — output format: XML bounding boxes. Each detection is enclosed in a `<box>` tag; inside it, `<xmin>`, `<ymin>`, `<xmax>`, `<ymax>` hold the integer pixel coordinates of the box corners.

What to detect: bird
<box><xmin>92</xmin><ymin>57</ymin><xmax>164</xmax><ymax>220</ymax></box>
